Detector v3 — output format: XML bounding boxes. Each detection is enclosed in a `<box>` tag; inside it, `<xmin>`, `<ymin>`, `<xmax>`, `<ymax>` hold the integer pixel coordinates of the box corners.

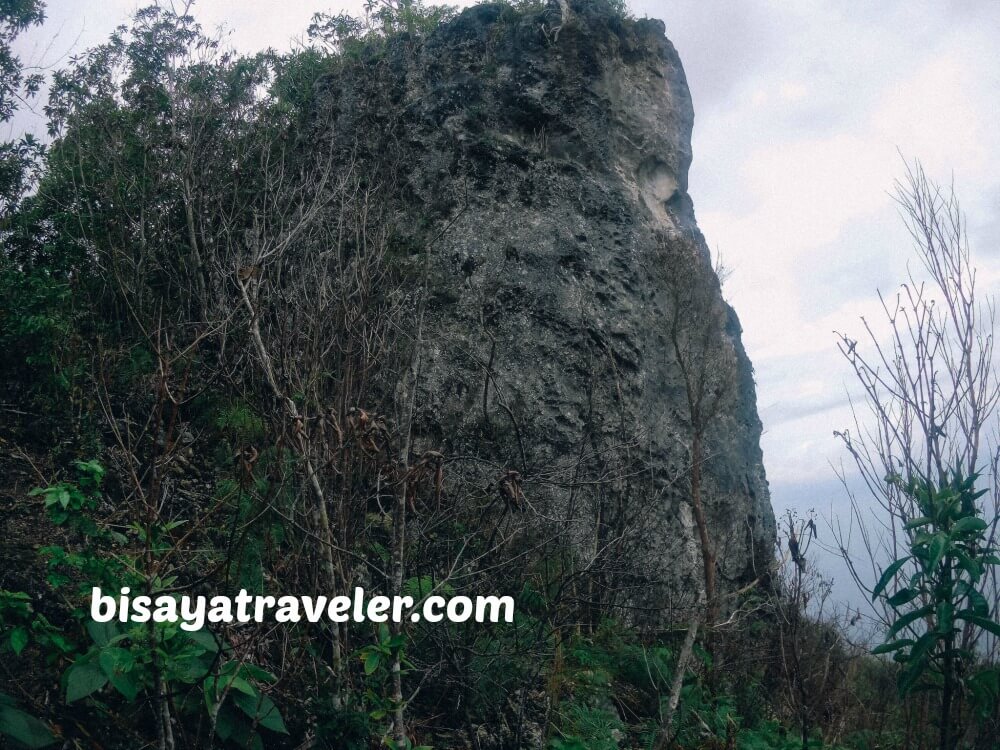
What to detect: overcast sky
<box><xmin>12</xmin><ymin>0</ymin><xmax>1000</xmax><ymax>609</ymax></box>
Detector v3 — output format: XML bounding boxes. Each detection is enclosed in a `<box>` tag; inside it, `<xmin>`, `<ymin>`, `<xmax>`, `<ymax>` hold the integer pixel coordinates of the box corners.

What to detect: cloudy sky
<box><xmin>12</xmin><ymin>0</ymin><xmax>1000</xmax><ymax>608</ymax></box>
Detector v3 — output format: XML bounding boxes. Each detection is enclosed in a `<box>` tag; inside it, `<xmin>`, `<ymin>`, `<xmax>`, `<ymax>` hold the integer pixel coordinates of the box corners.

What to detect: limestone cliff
<box><xmin>317</xmin><ymin>0</ymin><xmax>775</xmax><ymax>610</ymax></box>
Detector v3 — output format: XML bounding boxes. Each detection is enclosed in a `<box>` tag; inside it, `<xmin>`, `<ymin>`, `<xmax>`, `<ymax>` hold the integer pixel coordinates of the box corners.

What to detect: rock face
<box><xmin>319</xmin><ymin>0</ymin><xmax>774</xmax><ymax>613</ymax></box>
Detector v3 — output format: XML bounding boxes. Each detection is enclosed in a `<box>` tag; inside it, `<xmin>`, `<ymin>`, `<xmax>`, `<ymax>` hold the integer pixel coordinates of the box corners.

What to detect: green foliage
<box><xmin>0</xmin><ymin>589</ymin><xmax>76</xmax><ymax>663</ymax></box>
<box><xmin>356</xmin><ymin>622</ymin><xmax>412</xmax><ymax>734</ymax></box>
<box><xmin>308</xmin><ymin>0</ymin><xmax>457</xmax><ymax>57</ymax></box>
<box><xmin>0</xmin><ymin>131</ymin><xmax>44</xmax><ymax>216</ymax></box>
<box><xmin>22</xmin><ymin>460</ymin><xmax>287</xmax><ymax>748</ymax></box>
<box><xmin>549</xmin><ymin>702</ymin><xmax>623</xmax><ymax>750</ymax></box>
<box><xmin>873</xmin><ymin>469</ymin><xmax>1000</xmax><ymax>743</ymax></box>
<box><xmin>215</xmin><ymin>402</ymin><xmax>267</xmax><ymax>443</ymax></box>
<box><xmin>0</xmin><ymin>691</ymin><xmax>57</xmax><ymax>749</ymax></box>
<box><xmin>311</xmin><ymin>703</ymin><xmax>372</xmax><ymax>750</ymax></box>
<box><xmin>62</xmin><ymin>618</ymin><xmax>288</xmax><ymax>745</ymax></box>
<box><xmin>368</xmin><ymin>0</ymin><xmax>458</xmax><ymax>37</ymax></box>
<box><xmin>0</xmin><ymin>590</ymin><xmax>33</xmax><ymax>657</ymax></box>
<box><xmin>0</xmin><ymin>0</ymin><xmax>45</xmax><ymax>123</ymax></box>
<box><xmin>547</xmin><ymin>620</ymin><xmax>876</xmax><ymax>750</ymax></box>
<box><xmin>0</xmin><ymin>265</ymin><xmax>83</xmax><ymax>411</ymax></box>
<box><xmin>551</xmin><ymin>625</ymin><xmax>680</xmax><ymax>748</ymax></box>
<box><xmin>565</xmin><ymin>621</ymin><xmax>674</xmax><ymax>698</ymax></box>
<box><xmin>738</xmin><ymin>720</ymin><xmax>827</xmax><ymax>750</ymax></box>
<box><xmin>493</xmin><ymin>0</ymin><xmax>631</xmax><ymax>21</ymax></box>
<box><xmin>32</xmin><ymin>460</ymin><xmax>130</xmax><ymax>599</ymax></box>
<box><xmin>29</xmin><ymin>459</ymin><xmax>104</xmax><ymax>530</ymax></box>
<box><xmin>0</xmin><ymin>0</ymin><xmax>46</xmax><ymax>214</ymax></box>
<box><xmin>402</xmin><ymin>574</ymin><xmax>438</xmax><ymax>600</ymax></box>
<box><xmin>204</xmin><ymin>656</ymin><xmax>289</xmax><ymax>744</ymax></box>
<box><xmin>874</xmin><ymin>471</ymin><xmax>1000</xmax><ymax>695</ymax></box>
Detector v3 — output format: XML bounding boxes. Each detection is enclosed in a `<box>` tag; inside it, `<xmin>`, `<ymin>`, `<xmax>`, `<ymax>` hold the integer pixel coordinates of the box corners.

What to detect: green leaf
<box><xmin>220</xmin><ymin>674</ymin><xmax>256</xmax><ymax>697</ymax></box>
<box><xmin>86</xmin><ymin>620</ymin><xmax>118</xmax><ymax>647</ymax></box>
<box><xmin>898</xmin><ymin>651</ymin><xmax>930</xmax><ymax>695</ymax></box>
<box><xmin>887</xmin><ymin>588</ymin><xmax>919</xmax><ymax>607</ymax></box>
<box><xmin>967</xmin><ymin>668</ymin><xmax>1000</xmax><ymax>715</ymax></box>
<box><xmin>214</xmin><ymin>703</ymin><xmax>238</xmax><ymax>740</ymax></box>
<box><xmin>951</xmin><ymin>517</ymin><xmax>987</xmax><ymax>534</ymax></box>
<box><xmin>904</xmin><ymin>516</ymin><xmax>932</xmax><ymax>530</ymax></box>
<box><xmin>0</xmin><ymin>704</ymin><xmax>57</xmax><ymax>748</ymax></box>
<box><xmin>232</xmin><ymin>689</ymin><xmax>258</xmax><ymax>718</ymax></box>
<box><xmin>872</xmin><ymin>557</ymin><xmax>910</xmax><ymax>602</ymax></box>
<box><xmin>927</xmin><ymin>534</ymin><xmax>948</xmax><ymax>571</ymax></box>
<box><xmin>74</xmin><ymin>460</ymin><xmax>105</xmax><ymax>480</ymax></box>
<box><xmin>954</xmin><ymin>549</ymin><xmax>983</xmax><ymax>580</ymax></box>
<box><xmin>403</xmin><ymin>575</ymin><xmax>434</xmax><ymax>599</ymax></box>
<box><xmin>909</xmin><ymin>631</ymin><xmax>937</xmax><ymax>664</ymax></box>
<box><xmin>886</xmin><ymin>604</ymin><xmax>933</xmax><ymax>640</ymax></box>
<box><xmin>239</xmin><ymin>663</ymin><xmax>276</xmax><ymax>684</ymax></box>
<box><xmin>10</xmin><ymin>627</ymin><xmax>29</xmax><ymax>655</ymax></box>
<box><xmin>233</xmin><ymin>691</ymin><xmax>288</xmax><ymax>734</ymax></box>
<box><xmin>967</xmin><ymin>588</ymin><xmax>990</xmax><ymax>617</ymax></box>
<box><xmin>872</xmin><ymin>638</ymin><xmax>914</xmax><ymax>655</ymax></box>
<box><xmin>167</xmin><ymin>653</ymin><xmax>210</xmax><ymax>684</ymax></box>
<box><xmin>66</xmin><ymin>661</ymin><xmax>108</xmax><ymax>703</ymax></box>
<box><xmin>964</xmin><ymin>614</ymin><xmax>1000</xmax><ymax>639</ymax></box>
<box><xmin>184</xmin><ymin>628</ymin><xmax>221</xmax><ymax>654</ymax></box>
<box><xmin>364</xmin><ymin>650</ymin><xmax>381</xmax><ymax>675</ymax></box>
<box><xmin>98</xmin><ymin>647</ymin><xmax>133</xmax><ymax>675</ymax></box>
<box><xmin>99</xmin><ymin>647</ymin><xmax>138</xmax><ymax>701</ymax></box>
<box><xmin>107</xmin><ymin>668</ymin><xmax>140</xmax><ymax>702</ymax></box>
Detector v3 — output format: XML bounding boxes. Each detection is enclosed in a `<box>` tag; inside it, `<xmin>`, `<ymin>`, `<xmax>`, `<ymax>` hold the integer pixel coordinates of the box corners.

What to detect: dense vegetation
<box><xmin>0</xmin><ymin>1</ymin><xmax>997</xmax><ymax>748</ymax></box>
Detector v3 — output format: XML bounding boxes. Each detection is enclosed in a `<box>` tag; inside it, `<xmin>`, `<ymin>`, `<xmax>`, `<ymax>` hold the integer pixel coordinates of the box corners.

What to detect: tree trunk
<box><xmin>653</xmin><ymin>591</ymin><xmax>704</xmax><ymax>750</ymax></box>
<box><xmin>690</xmin><ymin>431</ymin><xmax>717</xmax><ymax>624</ymax></box>
<box><xmin>237</xmin><ymin>276</ymin><xmax>343</xmax><ymax>706</ymax></box>
<box><xmin>940</xmin><ymin>634</ymin><xmax>954</xmax><ymax>750</ymax></box>
<box><xmin>155</xmin><ymin>665</ymin><xmax>175</xmax><ymax>750</ymax></box>
<box><xmin>390</xmin><ymin>472</ymin><xmax>407</xmax><ymax>747</ymax></box>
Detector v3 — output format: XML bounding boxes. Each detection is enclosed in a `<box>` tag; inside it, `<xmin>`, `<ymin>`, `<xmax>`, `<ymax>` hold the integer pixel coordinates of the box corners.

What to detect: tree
<box><xmin>0</xmin><ymin>0</ymin><xmax>45</xmax><ymax>217</ymax></box>
<box><xmin>835</xmin><ymin>161</ymin><xmax>1000</xmax><ymax>749</ymax></box>
<box><xmin>651</xmin><ymin>232</ymin><xmax>739</xmax><ymax>750</ymax></box>
<box><xmin>662</xmin><ymin>233</ymin><xmax>739</xmax><ymax>628</ymax></box>
<box><xmin>0</xmin><ymin>0</ymin><xmax>44</xmax><ymax>122</ymax></box>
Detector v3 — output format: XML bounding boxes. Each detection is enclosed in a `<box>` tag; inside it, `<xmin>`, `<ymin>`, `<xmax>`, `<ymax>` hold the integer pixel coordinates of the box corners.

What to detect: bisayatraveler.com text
<box><xmin>90</xmin><ymin>587</ymin><xmax>515</xmax><ymax>631</ymax></box>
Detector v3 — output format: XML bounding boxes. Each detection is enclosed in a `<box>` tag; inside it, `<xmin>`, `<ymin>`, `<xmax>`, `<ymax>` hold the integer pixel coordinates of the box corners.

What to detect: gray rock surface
<box><xmin>317</xmin><ymin>0</ymin><xmax>775</xmax><ymax>614</ymax></box>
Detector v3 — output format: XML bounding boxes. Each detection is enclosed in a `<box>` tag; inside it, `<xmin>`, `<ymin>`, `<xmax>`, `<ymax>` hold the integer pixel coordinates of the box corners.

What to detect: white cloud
<box><xmin>680</xmin><ymin>6</ymin><xmax>1000</xmax><ymax>504</ymax></box>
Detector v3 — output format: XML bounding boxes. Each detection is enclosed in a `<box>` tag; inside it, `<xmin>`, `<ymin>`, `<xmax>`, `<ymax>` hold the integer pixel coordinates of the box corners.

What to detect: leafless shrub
<box><xmin>832</xmin><ymin>161</ymin><xmax>1000</xmax><ymax>661</ymax></box>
